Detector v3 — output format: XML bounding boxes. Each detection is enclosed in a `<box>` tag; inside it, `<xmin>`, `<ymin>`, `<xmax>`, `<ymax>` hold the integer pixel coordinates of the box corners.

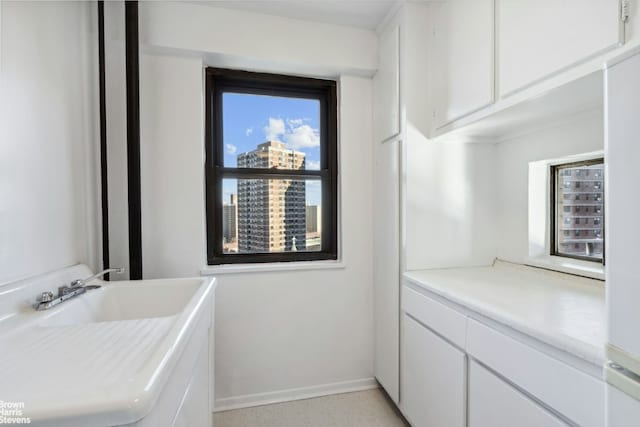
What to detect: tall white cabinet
<box><xmin>374</xmin><ymin>22</ymin><xmax>401</xmax><ymax>142</ymax></box>
<box><xmin>605</xmin><ymin>48</ymin><xmax>640</xmax><ymax>425</ymax></box>
<box><xmin>373</xmin><ymin>15</ymin><xmax>402</xmax><ymax>403</ymax></box>
<box><xmin>373</xmin><ymin>139</ymin><xmax>401</xmax><ymax>402</ymax></box>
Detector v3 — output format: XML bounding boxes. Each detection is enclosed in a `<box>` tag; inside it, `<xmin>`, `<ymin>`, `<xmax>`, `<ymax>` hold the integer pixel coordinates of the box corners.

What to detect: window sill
<box><xmin>200</xmin><ymin>260</ymin><xmax>346</xmax><ymax>276</ymax></box>
<box><xmin>525</xmin><ymin>256</ymin><xmax>605</xmax><ymax>281</ymax></box>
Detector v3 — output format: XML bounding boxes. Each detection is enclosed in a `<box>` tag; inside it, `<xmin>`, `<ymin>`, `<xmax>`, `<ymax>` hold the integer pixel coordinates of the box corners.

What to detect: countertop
<box><xmin>403</xmin><ymin>260</ymin><xmax>605</xmax><ymax>366</ymax></box>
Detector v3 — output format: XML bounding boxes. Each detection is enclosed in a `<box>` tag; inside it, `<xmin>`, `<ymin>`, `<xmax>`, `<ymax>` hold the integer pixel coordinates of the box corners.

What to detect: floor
<box><xmin>214</xmin><ymin>388</ymin><xmax>409</xmax><ymax>427</ymax></box>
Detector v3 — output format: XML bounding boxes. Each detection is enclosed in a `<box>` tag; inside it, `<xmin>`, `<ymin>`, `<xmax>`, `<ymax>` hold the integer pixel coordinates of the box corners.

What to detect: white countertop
<box><xmin>403</xmin><ymin>260</ymin><xmax>605</xmax><ymax>366</ymax></box>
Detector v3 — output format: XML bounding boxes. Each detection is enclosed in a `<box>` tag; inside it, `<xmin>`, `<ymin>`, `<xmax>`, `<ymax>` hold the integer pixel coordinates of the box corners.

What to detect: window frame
<box><xmin>549</xmin><ymin>157</ymin><xmax>605</xmax><ymax>264</ymax></box>
<box><xmin>204</xmin><ymin>67</ymin><xmax>338</xmax><ymax>265</ymax></box>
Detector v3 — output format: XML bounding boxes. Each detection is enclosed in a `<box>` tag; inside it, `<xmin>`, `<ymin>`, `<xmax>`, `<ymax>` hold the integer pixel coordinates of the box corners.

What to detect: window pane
<box><xmin>222</xmin><ymin>93</ymin><xmax>321</xmax><ymax>171</ymax></box>
<box><xmin>222</xmin><ymin>178</ymin><xmax>322</xmax><ymax>254</ymax></box>
<box><xmin>555</xmin><ymin>162</ymin><xmax>604</xmax><ymax>261</ymax></box>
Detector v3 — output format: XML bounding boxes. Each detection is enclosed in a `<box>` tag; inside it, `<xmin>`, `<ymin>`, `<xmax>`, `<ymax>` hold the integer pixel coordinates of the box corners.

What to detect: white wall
<box><xmin>495</xmin><ymin>109</ymin><xmax>604</xmax><ymax>264</ymax></box>
<box><xmin>134</xmin><ymin>2</ymin><xmax>375</xmax><ymax>408</ymax></box>
<box><xmin>0</xmin><ymin>1</ymin><xmax>99</xmax><ymax>284</ymax></box>
<box><xmin>405</xmin><ymin>130</ymin><xmax>497</xmax><ymax>271</ymax></box>
<box><xmin>139</xmin><ymin>52</ymin><xmax>206</xmax><ymax>277</ymax></box>
<box><xmin>140</xmin><ymin>1</ymin><xmax>377</xmax><ymax>77</ymax></box>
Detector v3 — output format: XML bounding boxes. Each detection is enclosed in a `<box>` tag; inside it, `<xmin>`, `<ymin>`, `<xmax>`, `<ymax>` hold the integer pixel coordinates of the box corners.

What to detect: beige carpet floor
<box><xmin>214</xmin><ymin>388</ymin><xmax>409</xmax><ymax>427</ymax></box>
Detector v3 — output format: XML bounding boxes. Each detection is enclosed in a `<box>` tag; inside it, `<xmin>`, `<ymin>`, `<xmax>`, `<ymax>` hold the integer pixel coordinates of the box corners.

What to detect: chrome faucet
<box><xmin>68</xmin><ymin>267</ymin><xmax>124</xmax><ymax>289</ymax></box>
<box><xmin>35</xmin><ymin>267</ymin><xmax>124</xmax><ymax>311</ymax></box>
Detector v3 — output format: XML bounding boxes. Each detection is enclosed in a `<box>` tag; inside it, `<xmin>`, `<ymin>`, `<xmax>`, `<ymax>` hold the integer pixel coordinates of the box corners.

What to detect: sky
<box><xmin>222</xmin><ymin>92</ymin><xmax>322</xmax><ymax>206</ymax></box>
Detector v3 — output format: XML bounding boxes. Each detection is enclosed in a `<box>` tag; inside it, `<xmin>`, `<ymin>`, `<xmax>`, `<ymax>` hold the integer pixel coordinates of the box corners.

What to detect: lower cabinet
<box><xmin>401</xmin><ymin>314</ymin><xmax>466</xmax><ymax>427</ymax></box>
<box><xmin>400</xmin><ymin>283</ymin><xmax>604</xmax><ymax>427</ymax></box>
<box><xmin>469</xmin><ymin>360</ymin><xmax>567</xmax><ymax>427</ymax></box>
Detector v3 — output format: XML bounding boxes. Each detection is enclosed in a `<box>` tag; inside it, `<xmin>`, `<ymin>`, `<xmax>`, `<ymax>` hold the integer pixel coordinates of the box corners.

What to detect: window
<box><xmin>551</xmin><ymin>159</ymin><xmax>604</xmax><ymax>263</ymax></box>
<box><xmin>205</xmin><ymin>68</ymin><xmax>338</xmax><ymax>265</ymax></box>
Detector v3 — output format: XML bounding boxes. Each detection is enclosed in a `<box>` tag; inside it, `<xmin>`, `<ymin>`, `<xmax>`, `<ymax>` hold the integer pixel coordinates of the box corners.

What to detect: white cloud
<box><xmin>261</xmin><ymin>117</ymin><xmax>320</xmax><ymax>150</ymax></box>
<box><xmin>263</xmin><ymin>118</ymin><xmax>285</xmax><ymax>141</ymax></box>
<box><xmin>245</xmin><ymin>127</ymin><xmax>253</xmax><ymax>137</ymax></box>
<box><xmin>225</xmin><ymin>143</ymin><xmax>237</xmax><ymax>155</ymax></box>
<box><xmin>284</xmin><ymin>124</ymin><xmax>320</xmax><ymax>149</ymax></box>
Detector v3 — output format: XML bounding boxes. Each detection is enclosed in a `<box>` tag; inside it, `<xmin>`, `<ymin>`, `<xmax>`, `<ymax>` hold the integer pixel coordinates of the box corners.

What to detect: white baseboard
<box><xmin>214</xmin><ymin>377</ymin><xmax>379</xmax><ymax>412</ymax></box>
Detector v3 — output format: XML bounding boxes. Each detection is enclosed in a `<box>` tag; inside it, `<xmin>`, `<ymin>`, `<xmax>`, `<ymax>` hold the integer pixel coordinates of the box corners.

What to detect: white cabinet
<box><xmin>374</xmin><ymin>23</ymin><xmax>400</xmax><ymax>141</ymax></box>
<box><xmin>171</xmin><ymin>339</ymin><xmax>211</xmax><ymax>427</ymax></box>
<box><xmin>373</xmin><ymin>139</ymin><xmax>401</xmax><ymax>402</ymax></box>
<box><xmin>498</xmin><ymin>0</ymin><xmax>622</xmax><ymax>96</ymax></box>
<box><xmin>605</xmin><ymin>50</ymin><xmax>640</xmax><ymax>358</ymax></box>
<box><xmin>469</xmin><ymin>360</ymin><xmax>567</xmax><ymax>427</ymax></box>
<box><xmin>401</xmin><ymin>314</ymin><xmax>466</xmax><ymax>427</ymax></box>
<box><xmin>605</xmin><ymin>49</ymin><xmax>640</xmax><ymax>427</ymax></box>
<box><xmin>431</xmin><ymin>0</ymin><xmax>494</xmax><ymax>128</ymax></box>
<box><xmin>466</xmin><ymin>318</ymin><xmax>604</xmax><ymax>427</ymax></box>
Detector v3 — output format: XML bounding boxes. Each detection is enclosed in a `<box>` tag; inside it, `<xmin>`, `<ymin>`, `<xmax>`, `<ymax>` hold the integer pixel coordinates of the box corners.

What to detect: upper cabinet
<box><xmin>429</xmin><ymin>0</ymin><xmax>629</xmax><ymax>139</ymax></box>
<box><xmin>498</xmin><ymin>0</ymin><xmax>624</xmax><ymax>97</ymax></box>
<box><xmin>431</xmin><ymin>0</ymin><xmax>494</xmax><ymax>128</ymax></box>
<box><xmin>374</xmin><ymin>23</ymin><xmax>401</xmax><ymax>141</ymax></box>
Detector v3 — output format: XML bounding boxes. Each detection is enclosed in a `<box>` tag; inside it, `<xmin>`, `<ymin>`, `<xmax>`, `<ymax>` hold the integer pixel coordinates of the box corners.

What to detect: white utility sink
<box><xmin>0</xmin><ymin>264</ymin><xmax>216</xmax><ymax>427</ymax></box>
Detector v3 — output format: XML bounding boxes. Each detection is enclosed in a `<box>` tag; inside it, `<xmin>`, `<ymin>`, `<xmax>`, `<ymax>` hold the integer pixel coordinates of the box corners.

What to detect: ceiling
<box><xmin>192</xmin><ymin>0</ymin><xmax>399</xmax><ymax>30</ymax></box>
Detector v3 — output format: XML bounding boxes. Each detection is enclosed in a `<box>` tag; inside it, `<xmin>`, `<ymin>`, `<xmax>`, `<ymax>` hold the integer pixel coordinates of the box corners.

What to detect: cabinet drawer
<box><xmin>467</xmin><ymin>319</ymin><xmax>604</xmax><ymax>427</ymax></box>
<box><xmin>401</xmin><ymin>285</ymin><xmax>467</xmax><ymax>348</ymax></box>
<box><xmin>469</xmin><ymin>360</ymin><xmax>567</xmax><ymax>427</ymax></box>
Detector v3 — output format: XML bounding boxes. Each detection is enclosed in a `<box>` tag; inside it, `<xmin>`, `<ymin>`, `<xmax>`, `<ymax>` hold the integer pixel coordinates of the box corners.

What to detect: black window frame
<box><xmin>550</xmin><ymin>157</ymin><xmax>605</xmax><ymax>264</ymax></box>
<box><xmin>205</xmin><ymin>67</ymin><xmax>338</xmax><ymax>265</ymax></box>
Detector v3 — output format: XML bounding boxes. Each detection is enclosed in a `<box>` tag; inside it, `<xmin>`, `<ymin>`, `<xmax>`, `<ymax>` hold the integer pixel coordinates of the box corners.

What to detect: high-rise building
<box><xmin>237</xmin><ymin>141</ymin><xmax>306</xmax><ymax>252</ymax></box>
<box><xmin>305</xmin><ymin>204</ymin><xmax>321</xmax><ymax>233</ymax></box>
<box><xmin>222</xmin><ymin>194</ymin><xmax>237</xmax><ymax>243</ymax></box>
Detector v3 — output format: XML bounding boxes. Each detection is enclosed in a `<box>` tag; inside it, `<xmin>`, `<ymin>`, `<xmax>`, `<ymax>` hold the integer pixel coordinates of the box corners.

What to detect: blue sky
<box><xmin>222</xmin><ymin>92</ymin><xmax>322</xmax><ymax>205</ymax></box>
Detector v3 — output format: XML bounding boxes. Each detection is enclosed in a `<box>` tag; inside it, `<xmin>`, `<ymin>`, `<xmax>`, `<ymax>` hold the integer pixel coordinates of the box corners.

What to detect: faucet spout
<box><xmin>70</xmin><ymin>267</ymin><xmax>124</xmax><ymax>288</ymax></box>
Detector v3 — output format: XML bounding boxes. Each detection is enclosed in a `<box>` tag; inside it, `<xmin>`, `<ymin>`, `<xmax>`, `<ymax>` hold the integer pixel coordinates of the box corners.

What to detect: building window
<box><xmin>551</xmin><ymin>159</ymin><xmax>604</xmax><ymax>263</ymax></box>
<box><xmin>205</xmin><ymin>68</ymin><xmax>338</xmax><ymax>265</ymax></box>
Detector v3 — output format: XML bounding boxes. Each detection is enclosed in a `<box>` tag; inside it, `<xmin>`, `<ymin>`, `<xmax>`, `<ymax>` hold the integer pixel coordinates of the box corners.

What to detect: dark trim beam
<box><xmin>97</xmin><ymin>1</ymin><xmax>110</xmax><ymax>280</ymax></box>
<box><xmin>125</xmin><ymin>1</ymin><xmax>143</xmax><ymax>279</ymax></box>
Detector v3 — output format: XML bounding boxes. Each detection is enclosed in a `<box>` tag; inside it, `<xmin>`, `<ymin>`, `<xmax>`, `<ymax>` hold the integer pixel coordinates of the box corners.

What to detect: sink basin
<box><xmin>40</xmin><ymin>278</ymin><xmax>205</xmax><ymax>326</ymax></box>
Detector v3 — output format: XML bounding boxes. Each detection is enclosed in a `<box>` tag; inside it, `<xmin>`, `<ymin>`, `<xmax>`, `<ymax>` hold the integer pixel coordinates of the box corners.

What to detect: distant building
<box><xmin>237</xmin><ymin>141</ymin><xmax>306</xmax><ymax>252</ymax></box>
<box><xmin>222</xmin><ymin>194</ymin><xmax>237</xmax><ymax>243</ymax></box>
<box><xmin>306</xmin><ymin>204</ymin><xmax>321</xmax><ymax>233</ymax></box>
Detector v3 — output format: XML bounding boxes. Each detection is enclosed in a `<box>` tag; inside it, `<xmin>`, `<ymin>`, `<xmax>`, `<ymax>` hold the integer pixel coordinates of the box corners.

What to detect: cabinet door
<box><xmin>606</xmin><ymin>51</ymin><xmax>640</xmax><ymax>357</ymax></box>
<box><xmin>498</xmin><ymin>0</ymin><xmax>622</xmax><ymax>96</ymax></box>
<box><xmin>374</xmin><ymin>23</ymin><xmax>400</xmax><ymax>141</ymax></box>
<box><xmin>431</xmin><ymin>0</ymin><xmax>494</xmax><ymax>128</ymax></box>
<box><xmin>469</xmin><ymin>360</ymin><xmax>567</xmax><ymax>427</ymax></box>
<box><xmin>374</xmin><ymin>140</ymin><xmax>401</xmax><ymax>402</ymax></box>
<box><xmin>401</xmin><ymin>314</ymin><xmax>466</xmax><ymax>427</ymax></box>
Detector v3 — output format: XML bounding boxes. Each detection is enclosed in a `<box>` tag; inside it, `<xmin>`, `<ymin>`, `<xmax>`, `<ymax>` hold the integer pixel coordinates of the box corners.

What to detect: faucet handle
<box><xmin>40</xmin><ymin>291</ymin><xmax>54</xmax><ymax>303</ymax></box>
